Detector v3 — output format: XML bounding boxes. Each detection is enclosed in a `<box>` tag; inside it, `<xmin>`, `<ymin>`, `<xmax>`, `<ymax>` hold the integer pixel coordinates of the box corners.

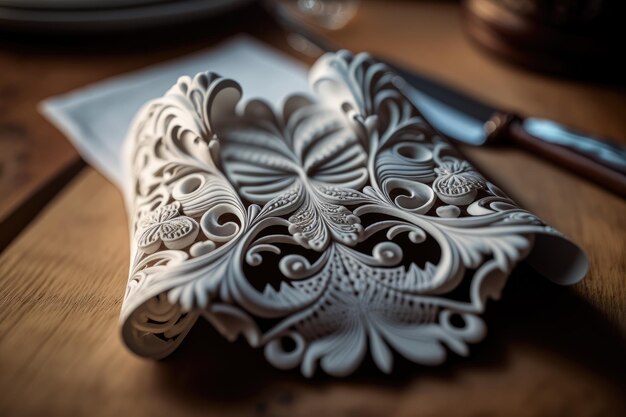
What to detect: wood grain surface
<box><xmin>1</xmin><ymin>2</ymin><xmax>625</xmax><ymax>416</ymax></box>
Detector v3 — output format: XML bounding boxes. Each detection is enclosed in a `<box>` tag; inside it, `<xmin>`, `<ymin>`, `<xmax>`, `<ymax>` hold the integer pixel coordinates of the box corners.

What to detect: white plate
<box><xmin>0</xmin><ymin>0</ymin><xmax>169</xmax><ymax>10</ymax></box>
<box><xmin>0</xmin><ymin>0</ymin><xmax>253</xmax><ymax>32</ymax></box>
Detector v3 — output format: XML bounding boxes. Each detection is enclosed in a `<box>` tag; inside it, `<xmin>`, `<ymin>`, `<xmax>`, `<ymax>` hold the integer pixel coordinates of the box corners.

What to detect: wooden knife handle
<box><xmin>485</xmin><ymin>112</ymin><xmax>626</xmax><ymax>197</ymax></box>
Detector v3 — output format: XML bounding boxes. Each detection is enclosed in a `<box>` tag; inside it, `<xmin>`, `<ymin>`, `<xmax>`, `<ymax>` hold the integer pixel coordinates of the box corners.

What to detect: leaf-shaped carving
<box><xmin>288</xmin><ymin>190</ymin><xmax>363</xmax><ymax>251</ymax></box>
<box><xmin>136</xmin><ymin>203</ymin><xmax>199</xmax><ymax>254</ymax></box>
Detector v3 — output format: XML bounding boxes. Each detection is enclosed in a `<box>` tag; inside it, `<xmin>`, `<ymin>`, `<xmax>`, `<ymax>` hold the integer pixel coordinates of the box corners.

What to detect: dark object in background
<box><xmin>462</xmin><ymin>0</ymin><xmax>625</xmax><ymax>80</ymax></box>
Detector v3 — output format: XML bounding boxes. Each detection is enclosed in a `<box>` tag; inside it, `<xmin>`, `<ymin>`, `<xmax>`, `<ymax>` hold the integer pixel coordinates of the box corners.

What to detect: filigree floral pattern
<box><xmin>135</xmin><ymin>202</ymin><xmax>199</xmax><ymax>254</ymax></box>
<box><xmin>433</xmin><ymin>160</ymin><xmax>485</xmax><ymax>205</ymax></box>
<box><xmin>218</xmin><ymin>98</ymin><xmax>367</xmax><ymax>251</ymax></box>
<box><xmin>120</xmin><ymin>51</ymin><xmax>587</xmax><ymax>377</ymax></box>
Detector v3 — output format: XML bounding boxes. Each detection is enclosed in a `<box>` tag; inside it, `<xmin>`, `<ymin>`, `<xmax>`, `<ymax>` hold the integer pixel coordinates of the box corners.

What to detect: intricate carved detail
<box><xmin>433</xmin><ymin>160</ymin><xmax>485</xmax><ymax>205</ymax></box>
<box><xmin>120</xmin><ymin>51</ymin><xmax>586</xmax><ymax>376</ymax></box>
<box><xmin>135</xmin><ymin>202</ymin><xmax>199</xmax><ymax>254</ymax></box>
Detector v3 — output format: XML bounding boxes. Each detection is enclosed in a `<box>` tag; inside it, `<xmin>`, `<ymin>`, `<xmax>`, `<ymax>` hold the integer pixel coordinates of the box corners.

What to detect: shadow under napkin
<box><xmin>154</xmin><ymin>263</ymin><xmax>626</xmax><ymax>415</ymax></box>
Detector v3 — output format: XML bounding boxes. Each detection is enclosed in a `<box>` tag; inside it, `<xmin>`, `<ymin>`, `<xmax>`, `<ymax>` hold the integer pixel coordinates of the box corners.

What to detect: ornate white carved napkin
<box><xmin>121</xmin><ymin>49</ymin><xmax>588</xmax><ymax>377</ymax></box>
<box><xmin>41</xmin><ymin>37</ymin><xmax>588</xmax><ymax>377</ymax></box>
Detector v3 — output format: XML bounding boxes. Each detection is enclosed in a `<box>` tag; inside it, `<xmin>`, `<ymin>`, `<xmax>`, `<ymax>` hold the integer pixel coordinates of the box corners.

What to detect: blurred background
<box><xmin>1</xmin><ymin>2</ymin><xmax>625</xmax><ymax>417</ymax></box>
<box><xmin>0</xmin><ymin>0</ymin><xmax>624</xmax><ymax>77</ymax></box>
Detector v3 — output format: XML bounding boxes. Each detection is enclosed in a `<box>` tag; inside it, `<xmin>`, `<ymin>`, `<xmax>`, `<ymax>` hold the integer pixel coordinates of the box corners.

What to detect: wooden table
<box><xmin>1</xmin><ymin>2</ymin><xmax>625</xmax><ymax>416</ymax></box>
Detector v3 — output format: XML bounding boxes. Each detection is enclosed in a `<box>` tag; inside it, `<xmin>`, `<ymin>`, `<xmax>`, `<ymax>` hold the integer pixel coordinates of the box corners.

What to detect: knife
<box><xmin>264</xmin><ymin>1</ymin><xmax>626</xmax><ymax>197</ymax></box>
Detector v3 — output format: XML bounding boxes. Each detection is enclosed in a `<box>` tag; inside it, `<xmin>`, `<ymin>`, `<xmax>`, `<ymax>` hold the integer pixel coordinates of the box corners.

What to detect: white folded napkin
<box><xmin>40</xmin><ymin>36</ymin><xmax>310</xmax><ymax>188</ymax></box>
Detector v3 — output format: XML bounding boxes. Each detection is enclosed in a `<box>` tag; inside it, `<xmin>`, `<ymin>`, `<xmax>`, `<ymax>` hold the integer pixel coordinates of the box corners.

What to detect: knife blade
<box><xmin>264</xmin><ymin>0</ymin><xmax>626</xmax><ymax>197</ymax></box>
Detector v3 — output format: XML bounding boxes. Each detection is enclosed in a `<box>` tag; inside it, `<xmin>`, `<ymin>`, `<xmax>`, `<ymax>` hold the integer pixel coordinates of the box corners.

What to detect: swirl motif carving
<box><xmin>120</xmin><ymin>51</ymin><xmax>587</xmax><ymax>376</ymax></box>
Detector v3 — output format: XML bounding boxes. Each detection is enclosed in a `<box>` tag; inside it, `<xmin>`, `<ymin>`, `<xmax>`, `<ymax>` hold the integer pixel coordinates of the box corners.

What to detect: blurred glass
<box><xmin>295</xmin><ymin>0</ymin><xmax>359</xmax><ymax>30</ymax></box>
<box><xmin>268</xmin><ymin>0</ymin><xmax>359</xmax><ymax>57</ymax></box>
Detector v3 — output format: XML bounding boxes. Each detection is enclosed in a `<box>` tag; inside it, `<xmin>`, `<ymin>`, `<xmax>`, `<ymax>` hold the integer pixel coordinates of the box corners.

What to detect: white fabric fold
<box><xmin>40</xmin><ymin>36</ymin><xmax>310</xmax><ymax>187</ymax></box>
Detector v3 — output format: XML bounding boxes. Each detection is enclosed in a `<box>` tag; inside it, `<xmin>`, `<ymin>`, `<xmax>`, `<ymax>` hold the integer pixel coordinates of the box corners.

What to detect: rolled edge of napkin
<box><xmin>118</xmin><ymin>51</ymin><xmax>588</xmax><ymax>375</ymax></box>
